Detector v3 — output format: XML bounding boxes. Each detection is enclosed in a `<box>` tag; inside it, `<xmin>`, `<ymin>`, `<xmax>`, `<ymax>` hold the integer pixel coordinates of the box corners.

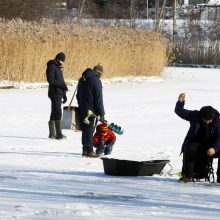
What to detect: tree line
<box><xmin>0</xmin><ymin>0</ymin><xmax>58</xmax><ymax>20</ymax></box>
<box><xmin>0</xmin><ymin>0</ymin><xmax>187</xmax><ymax>20</ymax></box>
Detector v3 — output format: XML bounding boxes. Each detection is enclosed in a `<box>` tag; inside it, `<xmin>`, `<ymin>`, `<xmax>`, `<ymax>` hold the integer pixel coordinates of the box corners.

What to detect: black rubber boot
<box><xmin>48</xmin><ymin>120</ymin><xmax>56</xmax><ymax>139</ymax></box>
<box><xmin>55</xmin><ymin>120</ymin><xmax>66</xmax><ymax>140</ymax></box>
<box><xmin>217</xmin><ymin>158</ymin><xmax>220</xmax><ymax>183</ymax></box>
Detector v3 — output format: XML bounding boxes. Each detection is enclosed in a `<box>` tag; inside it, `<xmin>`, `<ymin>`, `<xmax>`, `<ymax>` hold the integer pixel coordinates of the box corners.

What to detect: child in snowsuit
<box><xmin>93</xmin><ymin>123</ymin><xmax>116</xmax><ymax>156</ymax></box>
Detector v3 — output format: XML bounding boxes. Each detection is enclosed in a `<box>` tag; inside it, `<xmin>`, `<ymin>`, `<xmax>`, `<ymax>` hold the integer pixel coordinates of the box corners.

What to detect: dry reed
<box><xmin>0</xmin><ymin>19</ymin><xmax>170</xmax><ymax>82</ymax></box>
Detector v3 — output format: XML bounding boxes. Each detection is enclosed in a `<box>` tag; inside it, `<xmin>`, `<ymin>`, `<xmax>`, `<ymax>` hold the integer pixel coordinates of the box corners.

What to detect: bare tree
<box><xmin>173</xmin><ymin>0</ymin><xmax>177</xmax><ymax>42</ymax></box>
<box><xmin>130</xmin><ymin>0</ymin><xmax>135</xmax><ymax>27</ymax></box>
<box><xmin>77</xmin><ymin>0</ymin><xmax>86</xmax><ymax>23</ymax></box>
<box><xmin>155</xmin><ymin>0</ymin><xmax>167</xmax><ymax>31</ymax></box>
<box><xmin>0</xmin><ymin>0</ymin><xmax>57</xmax><ymax>20</ymax></box>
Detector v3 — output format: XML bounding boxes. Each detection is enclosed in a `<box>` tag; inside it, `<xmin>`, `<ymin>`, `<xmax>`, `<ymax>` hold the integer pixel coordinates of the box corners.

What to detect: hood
<box><xmin>82</xmin><ymin>68</ymin><xmax>98</xmax><ymax>80</ymax></box>
<box><xmin>47</xmin><ymin>59</ymin><xmax>61</xmax><ymax>68</ymax></box>
<box><xmin>213</xmin><ymin>108</ymin><xmax>220</xmax><ymax>119</ymax></box>
<box><xmin>200</xmin><ymin>106</ymin><xmax>220</xmax><ymax>120</ymax></box>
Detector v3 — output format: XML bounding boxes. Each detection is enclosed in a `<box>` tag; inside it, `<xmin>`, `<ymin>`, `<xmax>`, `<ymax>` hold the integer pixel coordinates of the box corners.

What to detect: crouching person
<box><xmin>93</xmin><ymin>123</ymin><xmax>116</xmax><ymax>156</ymax></box>
<box><xmin>175</xmin><ymin>93</ymin><xmax>220</xmax><ymax>183</ymax></box>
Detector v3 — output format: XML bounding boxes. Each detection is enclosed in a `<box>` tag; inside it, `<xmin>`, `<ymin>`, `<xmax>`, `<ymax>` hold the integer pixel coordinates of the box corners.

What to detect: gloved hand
<box><xmin>98</xmin><ymin>140</ymin><xmax>105</xmax><ymax>147</ymax></box>
<box><xmin>100</xmin><ymin>115</ymin><xmax>107</xmax><ymax>123</ymax></box>
<box><xmin>108</xmin><ymin>140</ymin><xmax>115</xmax><ymax>147</ymax></box>
<box><xmin>63</xmin><ymin>84</ymin><xmax>68</xmax><ymax>91</ymax></box>
<box><xmin>62</xmin><ymin>95</ymin><xmax>67</xmax><ymax>104</ymax></box>
<box><xmin>100</xmin><ymin>115</ymin><xmax>105</xmax><ymax>121</ymax></box>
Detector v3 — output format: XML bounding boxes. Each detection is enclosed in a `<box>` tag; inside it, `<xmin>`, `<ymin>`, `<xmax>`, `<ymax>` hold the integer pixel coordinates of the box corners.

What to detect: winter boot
<box><xmin>179</xmin><ymin>176</ymin><xmax>194</xmax><ymax>183</ymax></box>
<box><xmin>217</xmin><ymin>159</ymin><xmax>220</xmax><ymax>183</ymax></box>
<box><xmin>87</xmin><ymin>151</ymin><xmax>99</xmax><ymax>158</ymax></box>
<box><xmin>55</xmin><ymin>120</ymin><xmax>66</xmax><ymax>140</ymax></box>
<box><xmin>48</xmin><ymin>120</ymin><xmax>56</xmax><ymax>139</ymax></box>
<box><xmin>104</xmin><ymin>146</ymin><xmax>113</xmax><ymax>155</ymax></box>
<box><xmin>96</xmin><ymin>146</ymin><xmax>105</xmax><ymax>156</ymax></box>
<box><xmin>82</xmin><ymin>148</ymin><xmax>88</xmax><ymax>157</ymax></box>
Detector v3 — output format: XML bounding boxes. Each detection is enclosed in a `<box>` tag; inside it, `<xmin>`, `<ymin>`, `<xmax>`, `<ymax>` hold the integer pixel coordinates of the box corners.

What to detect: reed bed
<box><xmin>0</xmin><ymin>19</ymin><xmax>169</xmax><ymax>82</ymax></box>
<box><xmin>174</xmin><ymin>40</ymin><xmax>220</xmax><ymax>65</ymax></box>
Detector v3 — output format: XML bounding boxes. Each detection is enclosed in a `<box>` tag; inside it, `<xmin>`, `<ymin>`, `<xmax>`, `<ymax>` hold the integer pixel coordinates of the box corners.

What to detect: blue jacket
<box><xmin>46</xmin><ymin>60</ymin><xmax>67</xmax><ymax>98</ymax></box>
<box><xmin>175</xmin><ymin>101</ymin><xmax>220</xmax><ymax>154</ymax></box>
<box><xmin>76</xmin><ymin>68</ymin><xmax>105</xmax><ymax>118</ymax></box>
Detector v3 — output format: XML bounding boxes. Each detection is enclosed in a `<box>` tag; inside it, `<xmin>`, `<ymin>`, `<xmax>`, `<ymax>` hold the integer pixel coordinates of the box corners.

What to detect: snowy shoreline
<box><xmin>1</xmin><ymin>65</ymin><xmax>220</xmax><ymax>90</ymax></box>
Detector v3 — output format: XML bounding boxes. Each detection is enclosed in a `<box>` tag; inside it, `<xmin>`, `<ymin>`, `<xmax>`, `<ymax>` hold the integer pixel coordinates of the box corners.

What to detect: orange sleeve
<box><xmin>108</xmin><ymin>129</ymin><xmax>116</xmax><ymax>141</ymax></box>
<box><xmin>93</xmin><ymin>133</ymin><xmax>100</xmax><ymax>146</ymax></box>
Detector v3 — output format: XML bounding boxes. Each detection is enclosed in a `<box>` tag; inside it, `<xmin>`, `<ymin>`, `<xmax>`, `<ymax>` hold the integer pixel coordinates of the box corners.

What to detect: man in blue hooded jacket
<box><xmin>76</xmin><ymin>64</ymin><xmax>105</xmax><ymax>158</ymax></box>
<box><xmin>175</xmin><ymin>93</ymin><xmax>220</xmax><ymax>183</ymax></box>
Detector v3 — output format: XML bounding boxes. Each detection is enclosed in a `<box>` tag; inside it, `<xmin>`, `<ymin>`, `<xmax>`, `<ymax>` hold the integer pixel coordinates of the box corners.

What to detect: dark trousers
<box><xmin>215</xmin><ymin>153</ymin><xmax>220</xmax><ymax>178</ymax></box>
<box><xmin>183</xmin><ymin>141</ymin><xmax>220</xmax><ymax>178</ymax></box>
<box><xmin>81</xmin><ymin>122</ymin><xmax>96</xmax><ymax>153</ymax></box>
<box><xmin>49</xmin><ymin>97</ymin><xmax>62</xmax><ymax>121</ymax></box>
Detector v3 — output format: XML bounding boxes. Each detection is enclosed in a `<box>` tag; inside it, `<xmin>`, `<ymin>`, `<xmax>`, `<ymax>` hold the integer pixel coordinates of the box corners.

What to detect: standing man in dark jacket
<box><xmin>46</xmin><ymin>52</ymin><xmax>68</xmax><ymax>140</ymax></box>
<box><xmin>76</xmin><ymin>64</ymin><xmax>105</xmax><ymax>158</ymax></box>
<box><xmin>175</xmin><ymin>93</ymin><xmax>220</xmax><ymax>183</ymax></box>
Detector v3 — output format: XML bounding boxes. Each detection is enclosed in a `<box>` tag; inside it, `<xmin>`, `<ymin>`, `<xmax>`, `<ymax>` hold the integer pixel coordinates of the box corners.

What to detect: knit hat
<box><xmin>93</xmin><ymin>63</ymin><xmax>103</xmax><ymax>75</ymax></box>
<box><xmin>55</xmin><ymin>52</ymin><xmax>66</xmax><ymax>62</ymax></box>
<box><xmin>200</xmin><ymin>106</ymin><xmax>216</xmax><ymax>120</ymax></box>
<box><xmin>98</xmin><ymin>123</ymin><xmax>108</xmax><ymax>133</ymax></box>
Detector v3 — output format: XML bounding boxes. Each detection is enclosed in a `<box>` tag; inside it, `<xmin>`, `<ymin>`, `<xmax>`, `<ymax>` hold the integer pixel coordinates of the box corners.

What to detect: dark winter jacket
<box><xmin>46</xmin><ymin>60</ymin><xmax>67</xmax><ymax>98</ymax></box>
<box><xmin>175</xmin><ymin>101</ymin><xmax>220</xmax><ymax>154</ymax></box>
<box><xmin>76</xmin><ymin>68</ymin><xmax>105</xmax><ymax>118</ymax></box>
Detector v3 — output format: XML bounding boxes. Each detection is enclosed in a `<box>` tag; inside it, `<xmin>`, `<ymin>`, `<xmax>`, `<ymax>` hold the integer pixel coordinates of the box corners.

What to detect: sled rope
<box><xmin>160</xmin><ymin>159</ymin><xmax>216</xmax><ymax>183</ymax></box>
<box><xmin>159</xmin><ymin>162</ymin><xmax>178</xmax><ymax>176</ymax></box>
<box><xmin>68</xmin><ymin>84</ymin><xmax>78</xmax><ymax>111</ymax></box>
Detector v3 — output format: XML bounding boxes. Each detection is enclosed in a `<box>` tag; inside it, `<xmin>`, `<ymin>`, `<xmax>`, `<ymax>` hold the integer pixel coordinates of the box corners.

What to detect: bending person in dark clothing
<box><xmin>76</xmin><ymin>64</ymin><xmax>105</xmax><ymax>158</ymax></box>
<box><xmin>46</xmin><ymin>52</ymin><xmax>68</xmax><ymax>140</ymax></box>
<box><xmin>175</xmin><ymin>93</ymin><xmax>220</xmax><ymax>183</ymax></box>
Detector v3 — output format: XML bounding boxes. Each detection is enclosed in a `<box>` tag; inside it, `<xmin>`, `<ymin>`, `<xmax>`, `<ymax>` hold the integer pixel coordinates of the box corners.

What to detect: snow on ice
<box><xmin>0</xmin><ymin>67</ymin><xmax>220</xmax><ymax>219</ymax></box>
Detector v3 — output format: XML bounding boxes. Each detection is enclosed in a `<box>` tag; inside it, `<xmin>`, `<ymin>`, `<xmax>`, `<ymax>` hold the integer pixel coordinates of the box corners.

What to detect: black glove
<box><xmin>100</xmin><ymin>115</ymin><xmax>105</xmax><ymax>122</ymax></box>
<box><xmin>62</xmin><ymin>95</ymin><xmax>67</xmax><ymax>104</ymax></box>
<box><xmin>98</xmin><ymin>140</ymin><xmax>105</xmax><ymax>147</ymax></box>
<box><xmin>106</xmin><ymin>140</ymin><xmax>115</xmax><ymax>148</ymax></box>
<box><xmin>63</xmin><ymin>84</ymin><xmax>68</xmax><ymax>91</ymax></box>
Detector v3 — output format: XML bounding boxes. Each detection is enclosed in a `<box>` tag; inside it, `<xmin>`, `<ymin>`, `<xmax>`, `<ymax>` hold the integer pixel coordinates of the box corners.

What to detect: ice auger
<box><xmin>83</xmin><ymin>110</ymin><xmax>123</xmax><ymax>135</ymax></box>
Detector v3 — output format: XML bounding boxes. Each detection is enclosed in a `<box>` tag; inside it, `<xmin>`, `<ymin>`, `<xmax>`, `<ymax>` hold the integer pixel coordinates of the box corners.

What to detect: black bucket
<box><xmin>101</xmin><ymin>158</ymin><xmax>170</xmax><ymax>176</ymax></box>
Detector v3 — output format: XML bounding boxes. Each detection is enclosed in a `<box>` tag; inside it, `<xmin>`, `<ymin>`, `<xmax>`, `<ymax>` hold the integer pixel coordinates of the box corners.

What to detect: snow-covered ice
<box><xmin>0</xmin><ymin>67</ymin><xmax>220</xmax><ymax>219</ymax></box>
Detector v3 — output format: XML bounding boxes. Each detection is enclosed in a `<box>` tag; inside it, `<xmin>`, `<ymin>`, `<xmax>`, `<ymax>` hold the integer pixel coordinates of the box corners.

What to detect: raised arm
<box><xmin>174</xmin><ymin>93</ymin><xmax>198</xmax><ymax>122</ymax></box>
